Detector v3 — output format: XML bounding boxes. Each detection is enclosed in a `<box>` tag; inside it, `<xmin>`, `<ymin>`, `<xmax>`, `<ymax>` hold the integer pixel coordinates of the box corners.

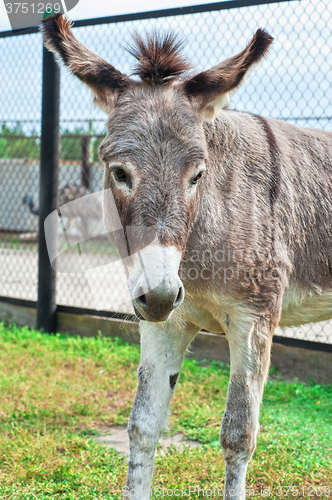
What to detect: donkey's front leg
<box><xmin>221</xmin><ymin>317</ymin><xmax>275</xmax><ymax>500</ymax></box>
<box><xmin>123</xmin><ymin>320</ymin><xmax>198</xmax><ymax>500</ymax></box>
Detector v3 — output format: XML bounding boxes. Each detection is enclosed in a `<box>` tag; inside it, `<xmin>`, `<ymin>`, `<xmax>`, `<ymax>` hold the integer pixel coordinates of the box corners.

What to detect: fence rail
<box><xmin>1</xmin><ymin>0</ymin><xmax>332</xmax><ymax>348</ymax></box>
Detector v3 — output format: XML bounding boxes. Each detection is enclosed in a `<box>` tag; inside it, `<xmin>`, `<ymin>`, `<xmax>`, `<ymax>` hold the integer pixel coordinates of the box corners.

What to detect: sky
<box><xmin>0</xmin><ymin>0</ymin><xmax>223</xmax><ymax>32</ymax></box>
<box><xmin>1</xmin><ymin>0</ymin><xmax>331</xmax><ymax>134</ymax></box>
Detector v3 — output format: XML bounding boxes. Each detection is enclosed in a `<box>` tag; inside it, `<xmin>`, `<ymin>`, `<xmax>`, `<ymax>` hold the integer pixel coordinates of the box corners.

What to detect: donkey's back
<box><xmin>265</xmin><ymin>116</ymin><xmax>332</xmax><ymax>326</ymax></box>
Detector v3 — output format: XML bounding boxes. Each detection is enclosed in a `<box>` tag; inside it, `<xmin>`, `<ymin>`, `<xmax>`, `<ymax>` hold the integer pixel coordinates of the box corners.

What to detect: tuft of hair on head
<box><xmin>126</xmin><ymin>31</ymin><xmax>191</xmax><ymax>85</ymax></box>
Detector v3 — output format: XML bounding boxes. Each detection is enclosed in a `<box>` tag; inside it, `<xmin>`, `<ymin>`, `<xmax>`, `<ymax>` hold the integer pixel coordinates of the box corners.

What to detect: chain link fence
<box><xmin>0</xmin><ymin>0</ymin><xmax>331</xmax><ymax>345</ymax></box>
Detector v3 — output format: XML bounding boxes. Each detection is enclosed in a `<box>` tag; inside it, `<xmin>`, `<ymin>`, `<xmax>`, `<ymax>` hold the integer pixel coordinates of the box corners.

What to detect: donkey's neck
<box><xmin>191</xmin><ymin>109</ymin><xmax>275</xmax><ymax>248</ymax></box>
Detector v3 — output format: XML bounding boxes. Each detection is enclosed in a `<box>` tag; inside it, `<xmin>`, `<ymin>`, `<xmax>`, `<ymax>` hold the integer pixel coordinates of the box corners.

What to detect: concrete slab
<box><xmin>93</xmin><ymin>427</ymin><xmax>201</xmax><ymax>457</ymax></box>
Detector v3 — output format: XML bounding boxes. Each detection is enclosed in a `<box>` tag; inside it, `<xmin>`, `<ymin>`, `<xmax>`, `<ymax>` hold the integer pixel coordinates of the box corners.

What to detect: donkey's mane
<box><xmin>126</xmin><ymin>32</ymin><xmax>191</xmax><ymax>85</ymax></box>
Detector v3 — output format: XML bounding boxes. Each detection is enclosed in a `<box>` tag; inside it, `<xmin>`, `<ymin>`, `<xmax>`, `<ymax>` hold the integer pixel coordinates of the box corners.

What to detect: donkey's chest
<box><xmin>180</xmin><ymin>293</ymin><xmax>244</xmax><ymax>334</ymax></box>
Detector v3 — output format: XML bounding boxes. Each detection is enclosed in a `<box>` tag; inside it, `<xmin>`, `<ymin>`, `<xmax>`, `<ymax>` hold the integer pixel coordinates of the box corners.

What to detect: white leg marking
<box><xmin>221</xmin><ymin>315</ymin><xmax>273</xmax><ymax>500</ymax></box>
<box><xmin>123</xmin><ymin>320</ymin><xmax>198</xmax><ymax>500</ymax></box>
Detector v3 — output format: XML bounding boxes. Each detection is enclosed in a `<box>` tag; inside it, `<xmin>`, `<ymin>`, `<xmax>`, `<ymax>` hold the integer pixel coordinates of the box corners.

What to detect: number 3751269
<box><xmin>5</xmin><ymin>3</ymin><xmax>61</xmax><ymax>14</ymax></box>
<box><xmin>276</xmin><ymin>486</ymin><xmax>330</xmax><ymax>497</ymax></box>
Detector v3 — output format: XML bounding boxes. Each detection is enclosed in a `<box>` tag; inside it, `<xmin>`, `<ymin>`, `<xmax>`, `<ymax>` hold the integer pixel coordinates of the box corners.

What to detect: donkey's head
<box><xmin>42</xmin><ymin>15</ymin><xmax>273</xmax><ymax>322</ymax></box>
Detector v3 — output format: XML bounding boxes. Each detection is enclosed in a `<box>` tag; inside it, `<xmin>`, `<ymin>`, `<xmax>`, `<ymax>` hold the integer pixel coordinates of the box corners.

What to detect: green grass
<box><xmin>0</xmin><ymin>122</ymin><xmax>105</xmax><ymax>162</ymax></box>
<box><xmin>0</xmin><ymin>323</ymin><xmax>331</xmax><ymax>499</ymax></box>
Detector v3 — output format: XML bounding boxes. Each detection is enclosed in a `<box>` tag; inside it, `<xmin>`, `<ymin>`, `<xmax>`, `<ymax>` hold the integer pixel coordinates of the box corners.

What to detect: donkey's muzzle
<box><xmin>133</xmin><ymin>278</ymin><xmax>184</xmax><ymax>322</ymax></box>
<box><xmin>126</xmin><ymin>241</ymin><xmax>184</xmax><ymax>322</ymax></box>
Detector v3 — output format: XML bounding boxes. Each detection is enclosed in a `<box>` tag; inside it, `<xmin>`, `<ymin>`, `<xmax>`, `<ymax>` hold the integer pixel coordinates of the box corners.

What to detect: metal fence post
<box><xmin>36</xmin><ymin>47</ymin><xmax>60</xmax><ymax>333</ymax></box>
<box><xmin>81</xmin><ymin>135</ymin><xmax>90</xmax><ymax>188</ymax></box>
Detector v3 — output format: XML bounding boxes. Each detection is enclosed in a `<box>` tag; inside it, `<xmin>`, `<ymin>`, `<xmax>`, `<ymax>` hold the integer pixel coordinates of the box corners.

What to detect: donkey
<box><xmin>23</xmin><ymin>184</ymin><xmax>102</xmax><ymax>240</ymax></box>
<box><xmin>42</xmin><ymin>15</ymin><xmax>332</xmax><ymax>499</ymax></box>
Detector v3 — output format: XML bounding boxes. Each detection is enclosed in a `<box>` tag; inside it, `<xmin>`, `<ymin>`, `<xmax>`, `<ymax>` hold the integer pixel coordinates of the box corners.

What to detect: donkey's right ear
<box><xmin>41</xmin><ymin>14</ymin><xmax>133</xmax><ymax>113</ymax></box>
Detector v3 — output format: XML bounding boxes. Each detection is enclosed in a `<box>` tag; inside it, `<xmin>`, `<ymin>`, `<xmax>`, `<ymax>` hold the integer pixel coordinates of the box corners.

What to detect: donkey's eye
<box><xmin>191</xmin><ymin>171</ymin><xmax>203</xmax><ymax>185</ymax></box>
<box><xmin>113</xmin><ymin>168</ymin><xmax>127</xmax><ymax>182</ymax></box>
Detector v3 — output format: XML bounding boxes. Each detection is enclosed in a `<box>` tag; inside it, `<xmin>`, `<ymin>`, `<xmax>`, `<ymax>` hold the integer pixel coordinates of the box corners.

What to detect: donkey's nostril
<box><xmin>136</xmin><ymin>294</ymin><xmax>147</xmax><ymax>307</ymax></box>
<box><xmin>174</xmin><ymin>286</ymin><xmax>184</xmax><ymax>306</ymax></box>
<box><xmin>133</xmin><ymin>281</ymin><xmax>184</xmax><ymax>319</ymax></box>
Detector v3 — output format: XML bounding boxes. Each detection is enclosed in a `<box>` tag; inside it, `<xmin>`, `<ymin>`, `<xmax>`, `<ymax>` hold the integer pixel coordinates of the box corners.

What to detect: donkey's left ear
<box><xmin>41</xmin><ymin>14</ymin><xmax>135</xmax><ymax>113</ymax></box>
<box><xmin>182</xmin><ymin>29</ymin><xmax>273</xmax><ymax>120</ymax></box>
